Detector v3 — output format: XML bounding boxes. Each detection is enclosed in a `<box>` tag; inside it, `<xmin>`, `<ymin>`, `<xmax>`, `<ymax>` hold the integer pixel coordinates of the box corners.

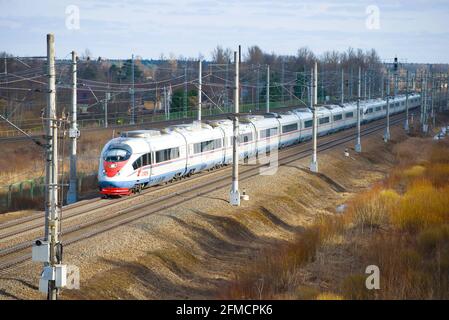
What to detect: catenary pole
<box><xmin>355</xmin><ymin>67</ymin><xmax>362</xmax><ymax>152</ymax></box>
<box><xmin>341</xmin><ymin>68</ymin><xmax>344</xmax><ymax>104</ymax></box>
<box><xmin>310</xmin><ymin>62</ymin><xmax>318</xmax><ymax>172</ymax></box>
<box><xmin>230</xmin><ymin>51</ymin><xmax>240</xmax><ymax>206</ymax></box>
<box><xmin>104</xmin><ymin>92</ymin><xmax>108</xmax><ymax>128</ymax></box>
<box><xmin>423</xmin><ymin>71</ymin><xmax>428</xmax><ymax>133</ymax></box>
<box><xmin>67</xmin><ymin>51</ymin><xmax>78</xmax><ymax>204</ymax></box>
<box><xmin>44</xmin><ymin>33</ymin><xmax>60</xmax><ymax>300</ymax></box>
<box><xmin>404</xmin><ymin>70</ymin><xmax>410</xmax><ymax>132</ymax></box>
<box><xmin>384</xmin><ymin>70</ymin><xmax>391</xmax><ymax>142</ymax></box>
<box><xmin>266</xmin><ymin>65</ymin><xmax>270</xmax><ymax>113</ymax></box>
<box><xmin>198</xmin><ymin>59</ymin><xmax>202</xmax><ymax>122</ymax></box>
<box><xmin>130</xmin><ymin>54</ymin><xmax>135</xmax><ymax>125</ymax></box>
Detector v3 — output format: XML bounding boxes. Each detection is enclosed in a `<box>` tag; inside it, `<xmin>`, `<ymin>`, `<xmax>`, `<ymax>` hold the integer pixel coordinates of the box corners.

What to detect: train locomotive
<box><xmin>98</xmin><ymin>94</ymin><xmax>421</xmax><ymax>196</ymax></box>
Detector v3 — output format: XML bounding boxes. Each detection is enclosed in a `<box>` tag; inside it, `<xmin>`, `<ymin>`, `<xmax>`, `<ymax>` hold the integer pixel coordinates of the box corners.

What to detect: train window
<box><xmin>333</xmin><ymin>114</ymin><xmax>343</xmax><ymax>121</ymax></box>
<box><xmin>194</xmin><ymin>143</ymin><xmax>202</xmax><ymax>154</ymax></box>
<box><xmin>193</xmin><ymin>138</ymin><xmax>223</xmax><ymax>154</ymax></box>
<box><xmin>395</xmin><ymin>102</ymin><xmax>400</xmax><ymax>107</ymax></box>
<box><xmin>383</xmin><ymin>105</ymin><xmax>387</xmax><ymax>110</ymax></box>
<box><xmin>304</xmin><ymin>120</ymin><xmax>313</xmax><ymax>128</ymax></box>
<box><xmin>155</xmin><ymin>147</ymin><xmax>180</xmax><ymax>163</ymax></box>
<box><xmin>319</xmin><ymin>117</ymin><xmax>330</xmax><ymax>125</ymax></box>
<box><xmin>201</xmin><ymin>140</ymin><xmax>214</xmax><ymax>152</ymax></box>
<box><xmin>282</xmin><ymin>123</ymin><xmax>298</xmax><ymax>133</ymax></box>
<box><xmin>240</xmin><ymin>133</ymin><xmax>253</xmax><ymax>143</ymax></box>
<box><xmin>142</xmin><ymin>153</ymin><xmax>152</xmax><ymax>166</ymax></box>
<box><xmin>375</xmin><ymin>106</ymin><xmax>382</xmax><ymax>111</ymax></box>
<box><xmin>345</xmin><ymin>112</ymin><xmax>353</xmax><ymax>118</ymax></box>
<box><xmin>214</xmin><ymin>139</ymin><xmax>223</xmax><ymax>149</ymax></box>
<box><xmin>259</xmin><ymin>127</ymin><xmax>278</xmax><ymax>139</ymax></box>
<box><xmin>132</xmin><ymin>156</ymin><xmax>142</xmax><ymax>170</ymax></box>
<box><xmin>104</xmin><ymin>148</ymin><xmax>131</xmax><ymax>162</ymax></box>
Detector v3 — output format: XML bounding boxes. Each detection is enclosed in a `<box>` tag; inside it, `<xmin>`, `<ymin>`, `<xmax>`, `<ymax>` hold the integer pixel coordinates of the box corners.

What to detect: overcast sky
<box><xmin>1</xmin><ymin>0</ymin><xmax>448</xmax><ymax>63</ymax></box>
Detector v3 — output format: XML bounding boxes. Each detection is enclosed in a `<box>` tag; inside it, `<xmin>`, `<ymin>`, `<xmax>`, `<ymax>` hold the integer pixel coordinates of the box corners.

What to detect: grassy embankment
<box><xmin>221</xmin><ymin>139</ymin><xmax>449</xmax><ymax>300</ymax></box>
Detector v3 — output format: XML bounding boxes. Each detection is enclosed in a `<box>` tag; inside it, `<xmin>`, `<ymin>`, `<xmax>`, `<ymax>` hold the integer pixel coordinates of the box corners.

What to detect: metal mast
<box><xmin>341</xmin><ymin>68</ymin><xmax>344</xmax><ymax>104</ymax></box>
<box><xmin>384</xmin><ymin>70</ymin><xmax>391</xmax><ymax>142</ymax></box>
<box><xmin>67</xmin><ymin>51</ymin><xmax>78</xmax><ymax>205</ymax></box>
<box><xmin>198</xmin><ymin>59</ymin><xmax>202</xmax><ymax>122</ymax></box>
<box><xmin>44</xmin><ymin>33</ymin><xmax>60</xmax><ymax>300</ymax></box>
<box><xmin>310</xmin><ymin>62</ymin><xmax>318</xmax><ymax>172</ymax></box>
<box><xmin>230</xmin><ymin>51</ymin><xmax>240</xmax><ymax>206</ymax></box>
<box><xmin>266</xmin><ymin>65</ymin><xmax>270</xmax><ymax>113</ymax></box>
<box><xmin>130</xmin><ymin>54</ymin><xmax>135</xmax><ymax>125</ymax></box>
<box><xmin>404</xmin><ymin>70</ymin><xmax>410</xmax><ymax>132</ymax></box>
<box><xmin>355</xmin><ymin>67</ymin><xmax>362</xmax><ymax>152</ymax></box>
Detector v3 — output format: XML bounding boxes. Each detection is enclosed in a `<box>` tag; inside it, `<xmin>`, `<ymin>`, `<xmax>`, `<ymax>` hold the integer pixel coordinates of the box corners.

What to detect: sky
<box><xmin>0</xmin><ymin>0</ymin><xmax>448</xmax><ymax>63</ymax></box>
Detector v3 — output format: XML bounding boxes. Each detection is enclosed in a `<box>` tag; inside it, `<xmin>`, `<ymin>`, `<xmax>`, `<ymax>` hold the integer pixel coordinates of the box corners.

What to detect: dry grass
<box><xmin>220</xmin><ymin>214</ymin><xmax>344</xmax><ymax>299</ymax></box>
<box><xmin>220</xmin><ymin>138</ymin><xmax>449</xmax><ymax>300</ymax></box>
<box><xmin>391</xmin><ymin>181</ymin><xmax>449</xmax><ymax>232</ymax></box>
<box><xmin>345</xmin><ymin>186</ymin><xmax>399</xmax><ymax>232</ymax></box>
<box><xmin>340</xmin><ymin>140</ymin><xmax>449</xmax><ymax>299</ymax></box>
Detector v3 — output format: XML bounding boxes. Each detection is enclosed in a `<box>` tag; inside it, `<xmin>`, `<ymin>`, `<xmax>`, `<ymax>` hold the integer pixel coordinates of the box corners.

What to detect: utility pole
<box><xmin>266</xmin><ymin>65</ymin><xmax>270</xmax><ymax>113</ymax></box>
<box><xmin>225</xmin><ymin>62</ymin><xmax>229</xmax><ymax>110</ymax></box>
<box><xmin>44</xmin><ymin>33</ymin><xmax>60</xmax><ymax>300</ymax></box>
<box><xmin>431</xmin><ymin>73</ymin><xmax>435</xmax><ymax>128</ymax></box>
<box><xmin>104</xmin><ymin>92</ymin><xmax>109</xmax><ymax>128</ymax></box>
<box><xmin>355</xmin><ymin>67</ymin><xmax>362</xmax><ymax>152</ymax></box>
<box><xmin>67</xmin><ymin>51</ymin><xmax>78</xmax><ymax>205</ymax></box>
<box><xmin>256</xmin><ymin>65</ymin><xmax>260</xmax><ymax>110</ymax></box>
<box><xmin>281</xmin><ymin>58</ymin><xmax>285</xmax><ymax>105</ymax></box>
<box><xmin>310</xmin><ymin>62</ymin><xmax>318</xmax><ymax>172</ymax></box>
<box><xmin>130</xmin><ymin>54</ymin><xmax>135</xmax><ymax>125</ymax></box>
<box><xmin>198</xmin><ymin>59</ymin><xmax>202</xmax><ymax>122</ymax></box>
<box><xmin>381</xmin><ymin>71</ymin><xmax>384</xmax><ymax>99</ymax></box>
<box><xmin>184</xmin><ymin>65</ymin><xmax>187</xmax><ymax>118</ymax></box>
<box><xmin>167</xmin><ymin>83</ymin><xmax>173</xmax><ymax>120</ymax></box>
<box><xmin>404</xmin><ymin>70</ymin><xmax>410</xmax><ymax>133</ymax></box>
<box><xmin>239</xmin><ymin>45</ymin><xmax>242</xmax><ymax>106</ymax></box>
<box><xmin>341</xmin><ymin>68</ymin><xmax>344</xmax><ymax>104</ymax></box>
<box><xmin>420</xmin><ymin>73</ymin><xmax>424</xmax><ymax>125</ymax></box>
<box><xmin>394</xmin><ymin>57</ymin><xmax>398</xmax><ymax>97</ymax></box>
<box><xmin>368</xmin><ymin>73</ymin><xmax>371</xmax><ymax>100</ymax></box>
<box><xmin>364</xmin><ymin>70</ymin><xmax>367</xmax><ymax>100</ymax></box>
<box><xmin>384</xmin><ymin>70</ymin><xmax>391</xmax><ymax>142</ymax></box>
<box><xmin>423</xmin><ymin>71</ymin><xmax>428</xmax><ymax>133</ymax></box>
<box><xmin>230</xmin><ymin>51</ymin><xmax>240</xmax><ymax>206</ymax></box>
<box><xmin>163</xmin><ymin>86</ymin><xmax>167</xmax><ymax>120</ymax></box>
<box><xmin>443</xmin><ymin>74</ymin><xmax>449</xmax><ymax>110</ymax></box>
<box><xmin>350</xmin><ymin>67</ymin><xmax>353</xmax><ymax>99</ymax></box>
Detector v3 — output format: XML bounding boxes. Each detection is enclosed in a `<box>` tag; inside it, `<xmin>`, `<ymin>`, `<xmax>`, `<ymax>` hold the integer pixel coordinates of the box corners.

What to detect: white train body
<box><xmin>98</xmin><ymin>94</ymin><xmax>421</xmax><ymax>196</ymax></box>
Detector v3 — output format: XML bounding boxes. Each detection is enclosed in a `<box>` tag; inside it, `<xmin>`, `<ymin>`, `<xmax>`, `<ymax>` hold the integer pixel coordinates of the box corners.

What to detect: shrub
<box><xmin>392</xmin><ymin>181</ymin><xmax>449</xmax><ymax>232</ymax></box>
<box><xmin>347</xmin><ymin>188</ymin><xmax>399</xmax><ymax>231</ymax></box>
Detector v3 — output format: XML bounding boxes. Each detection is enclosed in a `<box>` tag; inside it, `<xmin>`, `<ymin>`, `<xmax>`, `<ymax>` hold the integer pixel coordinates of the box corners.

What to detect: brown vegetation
<box><xmin>221</xmin><ymin>139</ymin><xmax>449</xmax><ymax>300</ymax></box>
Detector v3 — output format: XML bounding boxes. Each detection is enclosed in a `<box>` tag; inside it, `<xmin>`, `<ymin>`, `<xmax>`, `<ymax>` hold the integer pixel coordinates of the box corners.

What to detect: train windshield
<box><xmin>103</xmin><ymin>148</ymin><xmax>131</xmax><ymax>162</ymax></box>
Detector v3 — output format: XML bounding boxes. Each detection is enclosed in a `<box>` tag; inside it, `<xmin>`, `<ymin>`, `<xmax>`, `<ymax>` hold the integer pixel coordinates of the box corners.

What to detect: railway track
<box><xmin>0</xmin><ymin>112</ymin><xmax>410</xmax><ymax>274</ymax></box>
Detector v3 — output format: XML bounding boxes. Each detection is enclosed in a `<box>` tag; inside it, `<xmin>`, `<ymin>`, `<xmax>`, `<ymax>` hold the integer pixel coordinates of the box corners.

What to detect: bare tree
<box><xmin>211</xmin><ymin>46</ymin><xmax>232</xmax><ymax>64</ymax></box>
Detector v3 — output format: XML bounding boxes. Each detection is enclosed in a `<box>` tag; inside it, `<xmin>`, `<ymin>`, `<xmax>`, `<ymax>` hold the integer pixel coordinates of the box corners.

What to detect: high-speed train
<box><xmin>98</xmin><ymin>93</ymin><xmax>421</xmax><ymax>196</ymax></box>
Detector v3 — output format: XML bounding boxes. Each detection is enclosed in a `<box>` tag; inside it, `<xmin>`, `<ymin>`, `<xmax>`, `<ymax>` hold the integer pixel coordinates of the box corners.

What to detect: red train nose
<box><xmin>103</xmin><ymin>160</ymin><xmax>127</xmax><ymax>177</ymax></box>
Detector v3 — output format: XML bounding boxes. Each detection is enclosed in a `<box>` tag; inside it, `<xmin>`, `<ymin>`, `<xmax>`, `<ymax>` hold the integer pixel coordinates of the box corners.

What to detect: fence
<box><xmin>0</xmin><ymin>172</ymin><xmax>98</xmax><ymax>213</ymax></box>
